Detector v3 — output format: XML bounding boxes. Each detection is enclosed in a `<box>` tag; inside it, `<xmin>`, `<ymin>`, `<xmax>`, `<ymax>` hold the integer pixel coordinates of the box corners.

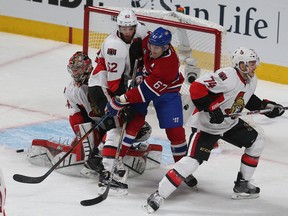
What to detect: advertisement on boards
<box><xmin>0</xmin><ymin>0</ymin><xmax>287</xmax><ymax>67</ymax></box>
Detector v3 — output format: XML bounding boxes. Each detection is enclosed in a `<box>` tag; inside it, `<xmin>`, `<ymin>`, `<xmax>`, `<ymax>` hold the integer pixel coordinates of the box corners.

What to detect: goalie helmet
<box><xmin>117</xmin><ymin>9</ymin><xmax>137</xmax><ymax>27</ymax></box>
<box><xmin>134</xmin><ymin>121</ymin><xmax>152</xmax><ymax>143</ymax></box>
<box><xmin>148</xmin><ymin>27</ymin><xmax>172</xmax><ymax>47</ymax></box>
<box><xmin>67</xmin><ymin>51</ymin><xmax>93</xmax><ymax>85</ymax></box>
<box><xmin>232</xmin><ymin>47</ymin><xmax>259</xmax><ymax>73</ymax></box>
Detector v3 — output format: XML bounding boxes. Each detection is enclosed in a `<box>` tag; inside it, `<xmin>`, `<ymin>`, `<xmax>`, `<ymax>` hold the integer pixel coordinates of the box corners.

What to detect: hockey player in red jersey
<box><xmin>106</xmin><ymin>27</ymin><xmax>198</xmax><ymax>188</ymax></box>
<box><xmin>107</xmin><ymin>27</ymin><xmax>187</xmax><ymax>161</ymax></box>
<box><xmin>143</xmin><ymin>47</ymin><xmax>285</xmax><ymax>213</ymax></box>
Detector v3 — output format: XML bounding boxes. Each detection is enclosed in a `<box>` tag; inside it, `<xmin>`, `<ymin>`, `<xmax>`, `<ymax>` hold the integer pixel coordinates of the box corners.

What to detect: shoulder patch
<box><xmin>107</xmin><ymin>48</ymin><xmax>117</xmax><ymax>55</ymax></box>
<box><xmin>218</xmin><ymin>71</ymin><xmax>227</xmax><ymax>81</ymax></box>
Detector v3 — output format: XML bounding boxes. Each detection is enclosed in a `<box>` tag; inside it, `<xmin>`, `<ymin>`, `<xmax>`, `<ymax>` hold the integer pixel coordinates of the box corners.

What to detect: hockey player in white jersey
<box><xmin>64</xmin><ymin>51</ymin><xmax>105</xmax><ymax>175</ymax></box>
<box><xmin>88</xmin><ymin>9</ymin><xmax>152</xmax><ymax>195</ymax></box>
<box><xmin>144</xmin><ymin>47</ymin><xmax>285</xmax><ymax>213</ymax></box>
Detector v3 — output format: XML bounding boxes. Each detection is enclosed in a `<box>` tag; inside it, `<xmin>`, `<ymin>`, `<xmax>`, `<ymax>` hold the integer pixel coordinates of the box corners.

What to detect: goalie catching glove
<box><xmin>261</xmin><ymin>99</ymin><xmax>285</xmax><ymax>118</ymax></box>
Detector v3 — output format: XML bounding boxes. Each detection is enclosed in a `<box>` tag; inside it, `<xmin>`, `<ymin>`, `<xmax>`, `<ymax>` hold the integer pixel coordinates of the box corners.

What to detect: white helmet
<box><xmin>117</xmin><ymin>9</ymin><xmax>137</xmax><ymax>27</ymax></box>
<box><xmin>232</xmin><ymin>47</ymin><xmax>260</xmax><ymax>73</ymax></box>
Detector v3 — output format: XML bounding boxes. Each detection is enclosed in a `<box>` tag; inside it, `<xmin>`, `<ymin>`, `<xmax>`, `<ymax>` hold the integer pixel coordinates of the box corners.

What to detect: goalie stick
<box><xmin>223</xmin><ymin>106</ymin><xmax>288</xmax><ymax>118</ymax></box>
<box><xmin>80</xmin><ymin>59</ymin><xmax>139</xmax><ymax>206</ymax></box>
<box><xmin>80</xmin><ymin>121</ymin><xmax>127</xmax><ymax>206</ymax></box>
<box><xmin>13</xmin><ymin>113</ymin><xmax>110</xmax><ymax>184</ymax></box>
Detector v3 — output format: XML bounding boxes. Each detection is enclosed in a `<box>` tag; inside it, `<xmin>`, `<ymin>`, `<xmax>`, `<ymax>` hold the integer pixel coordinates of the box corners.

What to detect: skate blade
<box><xmin>142</xmin><ymin>203</ymin><xmax>155</xmax><ymax>214</ymax></box>
<box><xmin>188</xmin><ymin>185</ymin><xmax>198</xmax><ymax>191</ymax></box>
<box><xmin>98</xmin><ymin>186</ymin><xmax>128</xmax><ymax>196</ymax></box>
<box><xmin>231</xmin><ymin>192</ymin><xmax>259</xmax><ymax>200</ymax></box>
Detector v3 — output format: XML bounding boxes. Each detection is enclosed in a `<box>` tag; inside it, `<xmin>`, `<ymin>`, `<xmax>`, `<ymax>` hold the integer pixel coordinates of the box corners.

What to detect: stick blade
<box><xmin>13</xmin><ymin>174</ymin><xmax>44</xmax><ymax>184</ymax></box>
<box><xmin>80</xmin><ymin>184</ymin><xmax>110</xmax><ymax>206</ymax></box>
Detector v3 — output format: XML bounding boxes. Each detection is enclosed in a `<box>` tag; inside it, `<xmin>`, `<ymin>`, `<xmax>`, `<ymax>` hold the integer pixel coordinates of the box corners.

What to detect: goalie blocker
<box><xmin>27</xmin><ymin>122</ymin><xmax>162</xmax><ymax>178</ymax></box>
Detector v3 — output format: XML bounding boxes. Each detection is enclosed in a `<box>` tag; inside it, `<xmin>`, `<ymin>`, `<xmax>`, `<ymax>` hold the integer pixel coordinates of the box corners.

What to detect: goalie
<box><xmin>27</xmin><ymin>51</ymin><xmax>162</xmax><ymax>178</ymax></box>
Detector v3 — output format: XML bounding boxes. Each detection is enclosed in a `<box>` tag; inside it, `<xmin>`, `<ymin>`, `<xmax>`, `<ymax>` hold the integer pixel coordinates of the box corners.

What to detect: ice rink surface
<box><xmin>0</xmin><ymin>32</ymin><xmax>288</xmax><ymax>215</ymax></box>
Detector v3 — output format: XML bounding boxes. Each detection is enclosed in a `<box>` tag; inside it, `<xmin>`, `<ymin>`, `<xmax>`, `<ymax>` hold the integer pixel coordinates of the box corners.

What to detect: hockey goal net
<box><xmin>83</xmin><ymin>6</ymin><xmax>231</xmax><ymax>93</ymax></box>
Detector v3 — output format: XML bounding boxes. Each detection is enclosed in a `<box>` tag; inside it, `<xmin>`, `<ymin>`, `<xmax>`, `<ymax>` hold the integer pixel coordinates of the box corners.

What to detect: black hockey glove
<box><xmin>119</xmin><ymin>106</ymin><xmax>135</xmax><ymax>123</ymax></box>
<box><xmin>262</xmin><ymin>100</ymin><xmax>285</xmax><ymax>118</ymax></box>
<box><xmin>209</xmin><ymin>108</ymin><xmax>224</xmax><ymax>124</ymax></box>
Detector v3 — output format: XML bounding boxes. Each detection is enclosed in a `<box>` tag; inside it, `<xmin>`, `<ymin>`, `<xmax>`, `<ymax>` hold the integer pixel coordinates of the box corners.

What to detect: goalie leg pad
<box><xmin>74</xmin><ymin>122</ymin><xmax>95</xmax><ymax>161</ymax></box>
<box><xmin>124</xmin><ymin>143</ymin><xmax>162</xmax><ymax>177</ymax></box>
<box><xmin>27</xmin><ymin>139</ymin><xmax>86</xmax><ymax>177</ymax></box>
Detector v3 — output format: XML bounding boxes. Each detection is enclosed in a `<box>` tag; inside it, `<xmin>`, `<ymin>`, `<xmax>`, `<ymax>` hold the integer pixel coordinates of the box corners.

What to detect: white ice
<box><xmin>0</xmin><ymin>32</ymin><xmax>288</xmax><ymax>216</ymax></box>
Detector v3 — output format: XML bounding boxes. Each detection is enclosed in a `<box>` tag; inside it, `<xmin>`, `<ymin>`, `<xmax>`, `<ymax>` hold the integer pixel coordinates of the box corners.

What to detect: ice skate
<box><xmin>184</xmin><ymin>174</ymin><xmax>198</xmax><ymax>190</ymax></box>
<box><xmin>143</xmin><ymin>191</ymin><xmax>164</xmax><ymax>213</ymax></box>
<box><xmin>232</xmin><ymin>172</ymin><xmax>260</xmax><ymax>200</ymax></box>
<box><xmin>98</xmin><ymin>170</ymin><xmax>128</xmax><ymax>196</ymax></box>
<box><xmin>98</xmin><ymin>158</ymin><xmax>129</xmax><ymax>196</ymax></box>
<box><xmin>80</xmin><ymin>155</ymin><xmax>104</xmax><ymax>178</ymax></box>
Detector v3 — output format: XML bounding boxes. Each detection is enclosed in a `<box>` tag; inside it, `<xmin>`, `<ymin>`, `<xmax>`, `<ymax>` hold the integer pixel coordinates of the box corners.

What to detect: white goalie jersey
<box><xmin>64</xmin><ymin>80</ymin><xmax>98</xmax><ymax>122</ymax></box>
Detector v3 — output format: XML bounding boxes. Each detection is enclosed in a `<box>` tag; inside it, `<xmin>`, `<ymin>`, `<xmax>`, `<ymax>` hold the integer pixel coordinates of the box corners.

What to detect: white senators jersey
<box><xmin>64</xmin><ymin>80</ymin><xmax>96</xmax><ymax>121</ymax></box>
<box><xmin>88</xmin><ymin>22</ymin><xmax>148</xmax><ymax>93</ymax></box>
<box><xmin>187</xmin><ymin>67</ymin><xmax>258</xmax><ymax>135</ymax></box>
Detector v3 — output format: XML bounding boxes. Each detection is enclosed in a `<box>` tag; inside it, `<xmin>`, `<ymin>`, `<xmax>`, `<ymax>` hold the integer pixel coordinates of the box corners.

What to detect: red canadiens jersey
<box><xmin>187</xmin><ymin>67</ymin><xmax>257</xmax><ymax>135</ymax></box>
<box><xmin>125</xmin><ymin>36</ymin><xmax>184</xmax><ymax>103</ymax></box>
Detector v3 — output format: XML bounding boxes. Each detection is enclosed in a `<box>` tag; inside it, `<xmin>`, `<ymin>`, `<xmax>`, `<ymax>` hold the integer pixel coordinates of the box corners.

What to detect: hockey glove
<box><xmin>209</xmin><ymin>108</ymin><xmax>224</xmax><ymax>124</ymax></box>
<box><xmin>262</xmin><ymin>100</ymin><xmax>285</xmax><ymax>118</ymax></box>
<box><xmin>119</xmin><ymin>106</ymin><xmax>135</xmax><ymax>123</ymax></box>
<box><xmin>105</xmin><ymin>96</ymin><xmax>126</xmax><ymax>116</ymax></box>
<box><xmin>135</xmin><ymin>69</ymin><xmax>144</xmax><ymax>86</ymax></box>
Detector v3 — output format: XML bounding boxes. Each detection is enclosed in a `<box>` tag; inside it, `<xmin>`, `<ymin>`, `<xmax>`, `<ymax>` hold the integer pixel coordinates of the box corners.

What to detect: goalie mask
<box><xmin>67</xmin><ymin>51</ymin><xmax>93</xmax><ymax>85</ymax></box>
<box><xmin>232</xmin><ymin>47</ymin><xmax>259</xmax><ymax>74</ymax></box>
<box><xmin>134</xmin><ymin>121</ymin><xmax>152</xmax><ymax>143</ymax></box>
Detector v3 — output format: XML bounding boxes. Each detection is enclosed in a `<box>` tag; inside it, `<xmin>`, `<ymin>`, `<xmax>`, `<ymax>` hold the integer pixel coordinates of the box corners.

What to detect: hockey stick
<box><xmin>80</xmin><ymin>59</ymin><xmax>139</xmax><ymax>206</ymax></box>
<box><xmin>13</xmin><ymin>113</ymin><xmax>110</xmax><ymax>184</ymax></box>
<box><xmin>80</xmin><ymin>121</ymin><xmax>127</xmax><ymax>206</ymax></box>
<box><xmin>129</xmin><ymin>59</ymin><xmax>138</xmax><ymax>89</ymax></box>
<box><xmin>223</xmin><ymin>106</ymin><xmax>288</xmax><ymax>118</ymax></box>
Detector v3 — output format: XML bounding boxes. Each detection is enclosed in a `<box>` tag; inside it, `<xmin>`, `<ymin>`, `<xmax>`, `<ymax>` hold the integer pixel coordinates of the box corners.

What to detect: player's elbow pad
<box><xmin>192</xmin><ymin>95</ymin><xmax>211</xmax><ymax>112</ymax></box>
